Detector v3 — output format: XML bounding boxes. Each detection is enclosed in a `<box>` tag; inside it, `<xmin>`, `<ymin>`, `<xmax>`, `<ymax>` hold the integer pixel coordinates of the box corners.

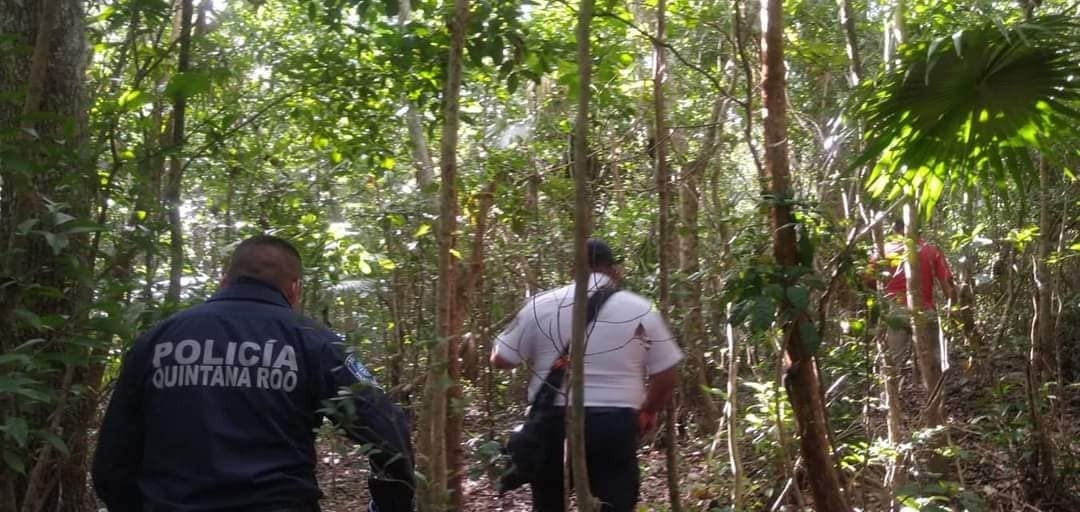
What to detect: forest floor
<box><xmin>314</xmin><ymin>349</ymin><xmax>1080</xmax><ymax>512</ymax></box>
<box><xmin>316</xmin><ymin>435</ymin><xmax>691</xmax><ymax>512</ymax></box>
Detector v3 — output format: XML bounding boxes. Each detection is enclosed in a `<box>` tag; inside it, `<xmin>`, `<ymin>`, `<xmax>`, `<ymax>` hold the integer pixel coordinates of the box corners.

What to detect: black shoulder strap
<box><xmin>559</xmin><ymin>287</ymin><xmax>618</xmax><ymax>359</ymax></box>
<box><xmin>531</xmin><ymin>287</ymin><xmax>618</xmax><ymax>407</ymax></box>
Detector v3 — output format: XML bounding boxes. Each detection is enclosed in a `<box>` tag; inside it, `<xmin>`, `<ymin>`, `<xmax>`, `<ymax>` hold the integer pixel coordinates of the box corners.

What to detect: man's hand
<box><xmin>639</xmin><ymin>366</ymin><xmax>677</xmax><ymax>433</ymax></box>
<box><xmin>638</xmin><ymin>410</ymin><xmax>657</xmax><ymax>433</ymax></box>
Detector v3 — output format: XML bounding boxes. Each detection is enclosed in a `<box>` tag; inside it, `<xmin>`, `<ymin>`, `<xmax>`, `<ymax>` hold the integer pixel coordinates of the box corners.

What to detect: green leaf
<box><xmin>786</xmin><ymin>286</ymin><xmax>810</xmax><ymax>310</ymax></box>
<box><xmin>750</xmin><ymin>297</ymin><xmax>775</xmax><ymax>332</ymax></box>
<box><xmin>729</xmin><ymin>300</ymin><xmax>751</xmax><ymax>326</ymax></box>
<box><xmin>763</xmin><ymin>283</ymin><xmax>784</xmax><ymax>301</ymax></box>
<box><xmin>798</xmin><ymin>317</ymin><xmax>820</xmax><ymax>354</ymax></box>
<box><xmin>0</xmin><ymin>353</ymin><xmax>32</xmax><ymax>366</ymax></box>
<box><xmin>52</xmin><ymin>212</ymin><xmax>76</xmax><ymax>226</ymax></box>
<box><xmin>117</xmin><ymin>89</ymin><xmax>150</xmax><ymax>111</ymax></box>
<box><xmin>41</xmin><ymin>231</ymin><xmax>68</xmax><ymax>255</ymax></box>
<box><xmin>165</xmin><ymin>71</ymin><xmax>212</xmax><ymax>100</ymax></box>
<box><xmin>16</xmin><ymin>219</ymin><xmax>37</xmax><ymax>235</ymax></box>
<box><xmin>36</xmin><ymin>430</ymin><xmax>69</xmax><ymax>456</ymax></box>
<box><xmin>11</xmin><ymin>338</ymin><xmax>46</xmax><ymax>352</ymax></box>
<box><xmin>3</xmin><ymin>417</ymin><xmax>29</xmax><ymax>447</ymax></box>
<box><xmin>3</xmin><ymin>450</ymin><xmax>24</xmax><ymax>474</ymax></box>
<box><xmin>414</xmin><ymin>224</ymin><xmax>431</xmax><ymax>238</ymax></box>
<box><xmin>854</xmin><ymin>15</ymin><xmax>1080</xmax><ymax>213</ymax></box>
<box><xmin>798</xmin><ymin>233</ymin><xmax>814</xmax><ymax>268</ymax></box>
<box><xmin>13</xmin><ymin>308</ymin><xmax>44</xmax><ymax>331</ymax></box>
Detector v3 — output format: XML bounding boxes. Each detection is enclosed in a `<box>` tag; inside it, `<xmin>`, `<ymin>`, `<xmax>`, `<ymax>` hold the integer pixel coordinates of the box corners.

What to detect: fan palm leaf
<box><xmin>854</xmin><ymin>15</ymin><xmax>1080</xmax><ymax>216</ymax></box>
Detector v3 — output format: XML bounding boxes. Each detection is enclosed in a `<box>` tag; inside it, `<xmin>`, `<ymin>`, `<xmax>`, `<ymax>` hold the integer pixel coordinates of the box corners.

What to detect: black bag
<box><xmin>497</xmin><ymin>288</ymin><xmax>618</xmax><ymax>493</ymax></box>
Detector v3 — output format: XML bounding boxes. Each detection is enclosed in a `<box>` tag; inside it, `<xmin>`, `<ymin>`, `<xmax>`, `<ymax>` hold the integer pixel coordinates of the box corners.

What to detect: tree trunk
<box><xmin>428</xmin><ymin>0</ymin><xmax>469</xmax><ymax>506</ymax></box>
<box><xmin>837</xmin><ymin>0</ymin><xmax>862</xmax><ymax>86</ymax></box>
<box><xmin>397</xmin><ymin>0</ymin><xmax>435</xmax><ymax>192</ymax></box>
<box><xmin>1027</xmin><ymin>156</ymin><xmax>1056</xmax><ymax>492</ymax></box>
<box><xmin>760</xmin><ymin>0</ymin><xmax>850</xmax><ymax>510</ymax></box>
<box><xmin>724</xmin><ymin>305</ymin><xmax>745</xmax><ymax>510</ymax></box>
<box><xmin>901</xmin><ymin>205</ymin><xmax>944</xmax><ymax>430</ymax></box>
<box><xmin>957</xmin><ymin>190</ymin><xmax>979</xmax><ymax>366</ymax></box>
<box><xmin>882</xmin><ymin>0</ymin><xmax>906</xmax><ymax>69</ymax></box>
<box><xmin>651</xmin><ymin>2</ymin><xmax>682</xmax><ymax>509</ymax></box>
<box><xmin>569</xmin><ymin>0</ymin><xmax>598</xmax><ymax>508</ymax></box>
<box><xmin>0</xmin><ymin>0</ymin><xmax>93</xmax><ymax>510</ymax></box>
<box><xmin>164</xmin><ymin>0</ymin><xmax>194</xmax><ymax>306</ymax></box>
<box><xmin>680</xmin><ymin>96</ymin><xmax>726</xmax><ymax>433</ymax></box>
<box><xmin>875</xmin><ymin>0</ymin><xmax>907</xmax><ymax>496</ymax></box>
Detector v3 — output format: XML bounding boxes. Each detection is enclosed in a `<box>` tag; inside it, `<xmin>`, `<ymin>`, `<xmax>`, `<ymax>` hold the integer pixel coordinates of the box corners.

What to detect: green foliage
<box><xmin>723</xmin><ymin>220</ymin><xmax>824</xmax><ymax>353</ymax></box>
<box><xmin>857</xmin><ymin>15</ymin><xmax>1080</xmax><ymax>218</ymax></box>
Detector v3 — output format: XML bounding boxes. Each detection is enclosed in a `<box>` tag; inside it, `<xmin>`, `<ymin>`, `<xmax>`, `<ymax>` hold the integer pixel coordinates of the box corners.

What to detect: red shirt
<box><xmin>879</xmin><ymin>239</ymin><xmax>952</xmax><ymax>310</ymax></box>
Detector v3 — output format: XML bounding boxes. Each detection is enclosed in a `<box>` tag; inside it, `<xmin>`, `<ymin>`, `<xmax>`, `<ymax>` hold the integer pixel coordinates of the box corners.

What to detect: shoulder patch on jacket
<box><xmin>344</xmin><ymin>352</ymin><xmax>379</xmax><ymax>388</ymax></box>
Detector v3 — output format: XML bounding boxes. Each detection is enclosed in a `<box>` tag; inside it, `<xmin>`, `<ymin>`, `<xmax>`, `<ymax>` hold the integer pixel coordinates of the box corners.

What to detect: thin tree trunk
<box><xmin>164</xmin><ymin>0</ymin><xmax>194</xmax><ymax>306</ymax></box>
<box><xmin>882</xmin><ymin>0</ymin><xmax>906</xmax><ymax>69</ymax></box>
<box><xmin>732</xmin><ymin>0</ymin><xmax>763</xmax><ymax>179</ymax></box>
<box><xmin>680</xmin><ymin>96</ymin><xmax>726</xmax><ymax>432</ymax></box>
<box><xmin>569</xmin><ymin>0</ymin><xmax>597</xmax><ymax>507</ymax></box>
<box><xmin>428</xmin><ymin>0</ymin><xmax>469</xmax><ymax>506</ymax></box>
<box><xmin>837</xmin><ymin>0</ymin><xmax>862</xmax><ymax>86</ymax></box>
<box><xmin>725</xmin><ymin>305</ymin><xmax>745</xmax><ymax>510</ymax></box>
<box><xmin>760</xmin><ymin>0</ymin><xmax>850</xmax><ymax>509</ymax></box>
<box><xmin>397</xmin><ymin>0</ymin><xmax>435</xmax><ymax>191</ymax></box>
<box><xmin>957</xmin><ymin>190</ymin><xmax>979</xmax><ymax>366</ymax></box>
<box><xmin>465</xmin><ymin>179</ymin><xmax>497</xmax><ymax>426</ymax></box>
<box><xmin>875</xmin><ymin>2</ymin><xmax>907</xmax><ymax>497</ymax></box>
<box><xmin>877</xmin><ymin>325</ymin><xmax>903</xmax><ymax>491</ymax></box>
<box><xmin>1028</xmin><ymin>156</ymin><xmax>1056</xmax><ymax>490</ymax></box>
<box><xmin>651</xmin><ymin>1</ymin><xmax>682</xmax><ymax>510</ymax></box>
<box><xmin>901</xmin><ymin>205</ymin><xmax>944</xmax><ymax>430</ymax></box>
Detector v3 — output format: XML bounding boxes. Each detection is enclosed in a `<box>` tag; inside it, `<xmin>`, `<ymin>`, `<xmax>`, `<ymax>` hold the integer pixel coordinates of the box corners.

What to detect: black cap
<box><xmin>587</xmin><ymin>238</ymin><xmax>621</xmax><ymax>268</ymax></box>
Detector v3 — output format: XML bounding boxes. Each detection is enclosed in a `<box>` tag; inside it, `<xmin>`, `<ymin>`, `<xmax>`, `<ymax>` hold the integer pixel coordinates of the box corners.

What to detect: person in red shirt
<box><xmin>870</xmin><ymin>220</ymin><xmax>957</xmax><ymax>365</ymax></box>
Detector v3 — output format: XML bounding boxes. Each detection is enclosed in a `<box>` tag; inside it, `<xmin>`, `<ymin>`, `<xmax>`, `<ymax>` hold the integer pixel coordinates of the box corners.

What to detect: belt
<box><xmin>584</xmin><ymin>406</ymin><xmax>636</xmax><ymax>414</ymax></box>
<box><xmin>535</xmin><ymin>405</ymin><xmax>636</xmax><ymax>414</ymax></box>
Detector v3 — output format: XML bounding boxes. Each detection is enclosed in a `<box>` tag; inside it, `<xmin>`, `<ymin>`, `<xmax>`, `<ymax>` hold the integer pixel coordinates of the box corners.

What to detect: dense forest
<box><xmin>2</xmin><ymin>0</ymin><xmax>1080</xmax><ymax>510</ymax></box>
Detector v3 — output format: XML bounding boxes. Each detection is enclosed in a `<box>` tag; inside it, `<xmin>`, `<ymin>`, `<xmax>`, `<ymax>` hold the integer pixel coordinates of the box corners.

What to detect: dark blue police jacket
<box><xmin>92</xmin><ymin>277</ymin><xmax>414</xmax><ymax>512</ymax></box>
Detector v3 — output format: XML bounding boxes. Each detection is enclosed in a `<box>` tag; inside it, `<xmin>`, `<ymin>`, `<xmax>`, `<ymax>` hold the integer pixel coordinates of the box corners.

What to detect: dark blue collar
<box><xmin>207</xmin><ymin>276</ymin><xmax>292</xmax><ymax>309</ymax></box>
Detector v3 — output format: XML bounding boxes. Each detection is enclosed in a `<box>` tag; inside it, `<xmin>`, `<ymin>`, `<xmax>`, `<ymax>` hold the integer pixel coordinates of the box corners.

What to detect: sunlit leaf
<box><xmin>855</xmin><ymin>15</ymin><xmax>1080</xmax><ymax>216</ymax></box>
<box><xmin>165</xmin><ymin>71</ymin><xmax>212</xmax><ymax>100</ymax></box>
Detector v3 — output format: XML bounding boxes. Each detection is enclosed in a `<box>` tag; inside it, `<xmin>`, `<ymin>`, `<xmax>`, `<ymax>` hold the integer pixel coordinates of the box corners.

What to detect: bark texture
<box><xmin>0</xmin><ymin>0</ymin><xmax>93</xmax><ymax>510</ymax></box>
<box><xmin>164</xmin><ymin>0</ymin><xmax>194</xmax><ymax>306</ymax></box>
<box><xmin>569</xmin><ymin>0</ymin><xmax>598</xmax><ymax>507</ymax></box>
<box><xmin>760</xmin><ymin>0</ymin><xmax>850</xmax><ymax>509</ymax></box>
<box><xmin>427</xmin><ymin>0</ymin><xmax>469</xmax><ymax>507</ymax></box>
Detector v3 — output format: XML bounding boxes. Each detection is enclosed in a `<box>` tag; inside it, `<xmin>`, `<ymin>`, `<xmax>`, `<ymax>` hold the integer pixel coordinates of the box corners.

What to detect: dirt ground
<box><xmin>315</xmin><ymin>436</ymin><xmax>688</xmax><ymax>512</ymax></box>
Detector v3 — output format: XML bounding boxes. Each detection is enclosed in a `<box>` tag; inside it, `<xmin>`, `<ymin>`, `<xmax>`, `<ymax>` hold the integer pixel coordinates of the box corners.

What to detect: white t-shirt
<box><xmin>493</xmin><ymin>272</ymin><xmax>683</xmax><ymax>408</ymax></box>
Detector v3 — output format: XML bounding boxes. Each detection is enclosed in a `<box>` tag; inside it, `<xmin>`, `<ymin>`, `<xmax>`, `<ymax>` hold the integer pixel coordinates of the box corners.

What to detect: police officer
<box><xmin>93</xmin><ymin>235</ymin><xmax>414</xmax><ymax>511</ymax></box>
<box><xmin>491</xmin><ymin>239</ymin><xmax>682</xmax><ymax>512</ymax></box>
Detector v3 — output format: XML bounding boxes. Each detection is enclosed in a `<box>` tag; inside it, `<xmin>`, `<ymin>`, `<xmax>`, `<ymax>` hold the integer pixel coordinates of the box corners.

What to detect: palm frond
<box><xmin>854</xmin><ymin>15</ymin><xmax>1080</xmax><ymax>217</ymax></box>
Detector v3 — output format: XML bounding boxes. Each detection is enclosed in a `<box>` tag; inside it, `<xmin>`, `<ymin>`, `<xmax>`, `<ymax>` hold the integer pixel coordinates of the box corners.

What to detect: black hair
<box><xmin>225</xmin><ymin>235</ymin><xmax>302</xmax><ymax>288</ymax></box>
<box><xmin>586</xmin><ymin>238</ymin><xmax>620</xmax><ymax>268</ymax></box>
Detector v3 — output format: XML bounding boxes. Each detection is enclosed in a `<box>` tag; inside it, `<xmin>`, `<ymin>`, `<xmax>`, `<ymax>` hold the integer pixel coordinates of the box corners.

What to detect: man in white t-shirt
<box><xmin>491</xmin><ymin>239</ymin><xmax>683</xmax><ymax>512</ymax></box>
